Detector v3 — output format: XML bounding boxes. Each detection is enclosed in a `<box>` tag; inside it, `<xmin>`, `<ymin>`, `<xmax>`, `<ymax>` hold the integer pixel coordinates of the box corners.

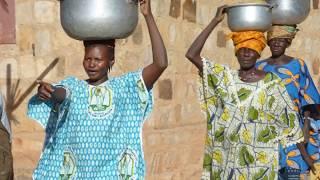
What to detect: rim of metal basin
<box><xmin>227</xmin><ymin>3</ymin><xmax>272</xmax><ymax>10</ymax></box>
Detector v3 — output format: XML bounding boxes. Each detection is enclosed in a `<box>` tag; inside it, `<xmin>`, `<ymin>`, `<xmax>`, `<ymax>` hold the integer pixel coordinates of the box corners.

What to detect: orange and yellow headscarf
<box><xmin>228</xmin><ymin>31</ymin><xmax>267</xmax><ymax>55</ymax></box>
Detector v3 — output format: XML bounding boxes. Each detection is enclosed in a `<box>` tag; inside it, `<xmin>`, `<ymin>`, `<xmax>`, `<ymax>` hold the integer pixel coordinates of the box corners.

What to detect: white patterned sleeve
<box><xmin>124</xmin><ymin>70</ymin><xmax>154</xmax><ymax>119</ymax></box>
<box><xmin>199</xmin><ymin>57</ymin><xmax>228</xmax><ymax>116</ymax></box>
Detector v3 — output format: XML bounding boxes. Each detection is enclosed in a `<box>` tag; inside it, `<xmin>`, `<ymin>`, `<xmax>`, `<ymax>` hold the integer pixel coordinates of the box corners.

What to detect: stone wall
<box><xmin>0</xmin><ymin>0</ymin><xmax>320</xmax><ymax>179</ymax></box>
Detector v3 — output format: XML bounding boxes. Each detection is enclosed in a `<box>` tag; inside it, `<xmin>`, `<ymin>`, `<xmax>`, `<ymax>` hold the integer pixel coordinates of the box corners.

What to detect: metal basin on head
<box><xmin>266</xmin><ymin>0</ymin><xmax>310</xmax><ymax>25</ymax></box>
<box><xmin>226</xmin><ymin>3</ymin><xmax>273</xmax><ymax>32</ymax></box>
<box><xmin>60</xmin><ymin>0</ymin><xmax>139</xmax><ymax>40</ymax></box>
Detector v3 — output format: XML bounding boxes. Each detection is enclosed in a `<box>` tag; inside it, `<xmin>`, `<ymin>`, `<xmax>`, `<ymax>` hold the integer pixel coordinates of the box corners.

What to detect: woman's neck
<box><xmin>268</xmin><ymin>54</ymin><xmax>293</xmax><ymax>65</ymax></box>
<box><xmin>238</xmin><ymin>67</ymin><xmax>265</xmax><ymax>83</ymax></box>
<box><xmin>239</xmin><ymin>67</ymin><xmax>257</xmax><ymax>74</ymax></box>
<box><xmin>87</xmin><ymin>76</ymin><xmax>108</xmax><ymax>86</ymax></box>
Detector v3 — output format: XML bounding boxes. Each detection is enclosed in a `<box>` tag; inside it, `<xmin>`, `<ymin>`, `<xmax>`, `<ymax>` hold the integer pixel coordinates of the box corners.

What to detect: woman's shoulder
<box><xmin>256</xmin><ymin>59</ymin><xmax>271</xmax><ymax>71</ymax></box>
<box><xmin>279</xmin><ymin>58</ymin><xmax>308</xmax><ymax>75</ymax></box>
<box><xmin>256</xmin><ymin>59</ymin><xmax>268</xmax><ymax>65</ymax></box>
<box><xmin>286</xmin><ymin>57</ymin><xmax>305</xmax><ymax>66</ymax></box>
<box><xmin>292</xmin><ymin>58</ymin><xmax>308</xmax><ymax>70</ymax></box>
<box><xmin>256</xmin><ymin>57</ymin><xmax>302</xmax><ymax>66</ymax></box>
<box><xmin>59</xmin><ymin>76</ymin><xmax>83</xmax><ymax>85</ymax></box>
<box><xmin>55</xmin><ymin>76</ymin><xmax>87</xmax><ymax>92</ymax></box>
<box><xmin>106</xmin><ymin>71</ymin><xmax>144</xmax><ymax>92</ymax></box>
<box><xmin>202</xmin><ymin>57</ymin><xmax>232</xmax><ymax>72</ymax></box>
<box><xmin>108</xmin><ymin>71</ymin><xmax>140</xmax><ymax>83</ymax></box>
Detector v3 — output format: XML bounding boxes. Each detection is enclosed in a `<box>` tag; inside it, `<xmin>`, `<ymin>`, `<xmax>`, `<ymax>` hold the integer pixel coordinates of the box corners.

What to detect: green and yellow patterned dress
<box><xmin>199</xmin><ymin>58</ymin><xmax>304</xmax><ymax>180</ymax></box>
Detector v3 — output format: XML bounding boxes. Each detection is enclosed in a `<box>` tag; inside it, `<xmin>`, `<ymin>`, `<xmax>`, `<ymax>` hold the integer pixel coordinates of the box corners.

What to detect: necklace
<box><xmin>238</xmin><ymin>70</ymin><xmax>257</xmax><ymax>81</ymax></box>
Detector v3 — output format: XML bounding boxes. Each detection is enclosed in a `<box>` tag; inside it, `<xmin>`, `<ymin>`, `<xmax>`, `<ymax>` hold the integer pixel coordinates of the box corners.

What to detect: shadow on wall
<box><xmin>5</xmin><ymin>58</ymin><xmax>60</xmax><ymax>123</ymax></box>
<box><xmin>0</xmin><ymin>0</ymin><xmax>8</xmax><ymax>12</ymax></box>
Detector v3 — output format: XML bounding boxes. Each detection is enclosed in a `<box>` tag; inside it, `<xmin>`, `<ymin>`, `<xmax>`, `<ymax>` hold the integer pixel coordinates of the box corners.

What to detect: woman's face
<box><xmin>83</xmin><ymin>44</ymin><xmax>114</xmax><ymax>85</ymax></box>
<box><xmin>268</xmin><ymin>38</ymin><xmax>291</xmax><ymax>58</ymax></box>
<box><xmin>236</xmin><ymin>48</ymin><xmax>260</xmax><ymax>70</ymax></box>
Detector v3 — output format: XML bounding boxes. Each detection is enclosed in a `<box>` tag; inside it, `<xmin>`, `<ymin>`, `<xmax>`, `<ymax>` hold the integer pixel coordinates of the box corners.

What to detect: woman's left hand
<box><xmin>305</xmin><ymin>156</ymin><xmax>316</xmax><ymax>175</ymax></box>
<box><xmin>214</xmin><ymin>5</ymin><xmax>228</xmax><ymax>23</ymax></box>
<box><xmin>139</xmin><ymin>0</ymin><xmax>152</xmax><ymax>17</ymax></box>
<box><xmin>302</xmin><ymin>117</ymin><xmax>311</xmax><ymax>143</ymax></box>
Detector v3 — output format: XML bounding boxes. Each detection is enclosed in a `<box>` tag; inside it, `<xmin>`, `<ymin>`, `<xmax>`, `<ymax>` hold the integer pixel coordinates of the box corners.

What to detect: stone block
<box><xmin>142</xmin><ymin>46</ymin><xmax>153</xmax><ymax>66</ymax></box>
<box><xmin>144</xmin><ymin>127</ymin><xmax>206</xmax><ymax>177</ymax></box>
<box><xmin>158</xmin><ymin>79</ymin><xmax>172</xmax><ymax>100</ymax></box>
<box><xmin>0</xmin><ymin>45</ymin><xmax>19</xmax><ymax>58</ymax></box>
<box><xmin>303</xmin><ymin>38</ymin><xmax>313</xmax><ymax>54</ymax></box>
<box><xmin>34</xmin><ymin>1</ymin><xmax>56</xmax><ymax>24</ymax></box>
<box><xmin>12</xmin><ymin>134</ymin><xmax>43</xmax><ymax>178</ymax></box>
<box><xmin>217</xmin><ymin>30</ymin><xmax>226</xmax><ymax>48</ymax></box>
<box><xmin>174</xmin><ymin>74</ymin><xmax>199</xmax><ymax>101</ymax></box>
<box><xmin>153</xmin><ymin>104</ymin><xmax>174</xmax><ymax>129</ymax></box>
<box><xmin>115</xmin><ymin>50</ymin><xmax>143</xmax><ymax>73</ymax></box>
<box><xmin>148</xmin><ymin>151</ymin><xmax>182</xmax><ymax>173</ymax></box>
<box><xmin>174</xmin><ymin>104</ymin><xmax>182</xmax><ymax>122</ymax></box>
<box><xmin>35</xmin><ymin>29</ymin><xmax>52</xmax><ymax>57</ymax></box>
<box><xmin>56</xmin><ymin>56</ymin><xmax>66</xmax><ymax>78</ymax></box>
<box><xmin>196</xmin><ymin>4</ymin><xmax>209</xmax><ymax>25</ymax></box>
<box><xmin>183</xmin><ymin>0</ymin><xmax>196</xmax><ymax>23</ymax></box>
<box><xmin>52</xmin><ymin>27</ymin><xmax>78</xmax><ymax>51</ymax></box>
<box><xmin>13</xmin><ymin>152</ymin><xmax>37</xmax><ymax>173</ymax></box>
<box><xmin>180</xmin><ymin>165</ymin><xmax>203</xmax><ymax>179</ymax></box>
<box><xmin>132</xmin><ymin>24</ymin><xmax>143</xmax><ymax>45</ymax></box>
<box><xmin>182</xmin><ymin>23</ymin><xmax>202</xmax><ymax>49</ymax></box>
<box><xmin>152</xmin><ymin>0</ymin><xmax>171</xmax><ymax>17</ymax></box>
<box><xmin>313</xmin><ymin>0</ymin><xmax>319</xmax><ymax>9</ymax></box>
<box><xmin>12</xmin><ymin>133</ymin><xmax>44</xmax><ymax>153</ymax></box>
<box><xmin>181</xmin><ymin>101</ymin><xmax>204</xmax><ymax>124</ymax></box>
<box><xmin>18</xmin><ymin>55</ymin><xmax>36</xmax><ymax>78</ymax></box>
<box><xmin>312</xmin><ymin>58</ymin><xmax>320</xmax><ymax>75</ymax></box>
<box><xmin>17</xmin><ymin>24</ymin><xmax>34</xmax><ymax>54</ymax></box>
<box><xmin>169</xmin><ymin>0</ymin><xmax>181</xmax><ymax>18</ymax></box>
<box><xmin>16</xmin><ymin>1</ymin><xmax>33</xmax><ymax>25</ymax></box>
<box><xmin>168</xmin><ymin>23</ymin><xmax>177</xmax><ymax>43</ymax></box>
<box><xmin>146</xmin><ymin>172</ymin><xmax>174</xmax><ymax>180</ymax></box>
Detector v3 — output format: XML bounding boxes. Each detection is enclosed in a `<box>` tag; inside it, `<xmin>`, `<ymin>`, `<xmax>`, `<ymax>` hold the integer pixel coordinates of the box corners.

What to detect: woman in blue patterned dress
<box><xmin>27</xmin><ymin>0</ymin><xmax>168</xmax><ymax>179</ymax></box>
<box><xmin>256</xmin><ymin>25</ymin><xmax>320</xmax><ymax>178</ymax></box>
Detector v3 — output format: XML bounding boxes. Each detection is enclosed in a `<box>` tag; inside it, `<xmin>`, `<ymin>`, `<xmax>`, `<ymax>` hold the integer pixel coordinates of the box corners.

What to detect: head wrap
<box><xmin>228</xmin><ymin>31</ymin><xmax>267</xmax><ymax>55</ymax></box>
<box><xmin>267</xmin><ymin>25</ymin><xmax>298</xmax><ymax>41</ymax></box>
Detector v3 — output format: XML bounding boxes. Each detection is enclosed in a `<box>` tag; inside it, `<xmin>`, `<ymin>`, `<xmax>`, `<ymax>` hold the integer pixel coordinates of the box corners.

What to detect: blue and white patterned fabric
<box><xmin>28</xmin><ymin>71</ymin><xmax>153</xmax><ymax>180</ymax></box>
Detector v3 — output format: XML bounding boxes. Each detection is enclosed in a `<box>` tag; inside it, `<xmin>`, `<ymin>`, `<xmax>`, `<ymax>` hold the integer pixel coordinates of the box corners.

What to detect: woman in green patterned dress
<box><xmin>185</xmin><ymin>5</ymin><xmax>306</xmax><ymax>179</ymax></box>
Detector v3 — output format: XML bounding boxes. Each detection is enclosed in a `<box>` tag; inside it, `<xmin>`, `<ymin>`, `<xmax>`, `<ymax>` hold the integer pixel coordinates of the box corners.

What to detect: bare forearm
<box><xmin>142</xmin><ymin>14</ymin><xmax>168</xmax><ymax>90</ymax></box>
<box><xmin>185</xmin><ymin>18</ymin><xmax>220</xmax><ymax>71</ymax></box>
<box><xmin>297</xmin><ymin>143</ymin><xmax>308</xmax><ymax>158</ymax></box>
<box><xmin>297</xmin><ymin>141</ymin><xmax>316</xmax><ymax>172</ymax></box>
<box><xmin>144</xmin><ymin>15</ymin><xmax>168</xmax><ymax>70</ymax></box>
<box><xmin>302</xmin><ymin>111</ymin><xmax>311</xmax><ymax>143</ymax></box>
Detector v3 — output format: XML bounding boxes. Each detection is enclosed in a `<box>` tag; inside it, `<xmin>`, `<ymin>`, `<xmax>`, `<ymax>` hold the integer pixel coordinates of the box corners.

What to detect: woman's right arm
<box><xmin>185</xmin><ymin>5</ymin><xmax>228</xmax><ymax>72</ymax></box>
<box><xmin>37</xmin><ymin>80</ymin><xmax>66</xmax><ymax>104</ymax></box>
